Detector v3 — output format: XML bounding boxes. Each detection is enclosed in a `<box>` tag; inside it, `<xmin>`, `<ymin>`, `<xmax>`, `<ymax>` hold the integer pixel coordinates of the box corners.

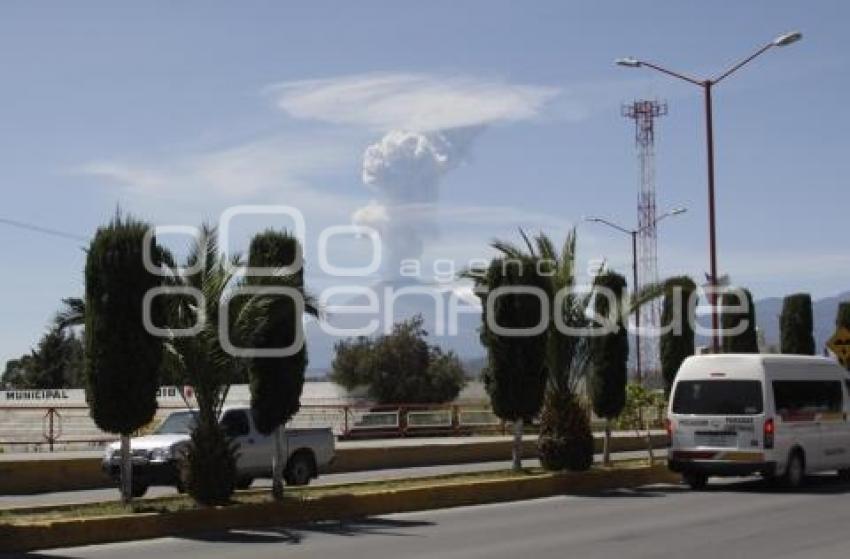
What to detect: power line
<box><xmin>0</xmin><ymin>217</ymin><xmax>88</xmax><ymax>242</ymax></box>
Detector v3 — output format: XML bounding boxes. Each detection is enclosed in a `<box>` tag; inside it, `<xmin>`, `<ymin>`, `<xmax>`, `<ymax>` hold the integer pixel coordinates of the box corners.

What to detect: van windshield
<box><xmin>672</xmin><ymin>380</ymin><xmax>763</xmax><ymax>415</ymax></box>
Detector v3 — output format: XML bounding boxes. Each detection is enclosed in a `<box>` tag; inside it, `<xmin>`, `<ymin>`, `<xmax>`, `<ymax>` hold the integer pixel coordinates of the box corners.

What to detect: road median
<box><xmin>0</xmin><ymin>432</ymin><xmax>665</xmax><ymax>495</ymax></box>
<box><xmin>0</xmin><ymin>460</ymin><xmax>679</xmax><ymax>552</ymax></box>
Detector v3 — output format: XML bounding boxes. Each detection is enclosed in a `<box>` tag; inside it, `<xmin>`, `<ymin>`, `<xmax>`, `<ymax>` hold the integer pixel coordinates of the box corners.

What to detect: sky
<box><xmin>1</xmin><ymin>0</ymin><xmax>848</xmax><ymax>367</ymax></box>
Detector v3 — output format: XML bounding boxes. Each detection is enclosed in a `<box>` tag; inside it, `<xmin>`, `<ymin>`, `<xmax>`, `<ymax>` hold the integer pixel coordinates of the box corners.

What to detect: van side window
<box><xmin>220</xmin><ymin>410</ymin><xmax>251</xmax><ymax>437</ymax></box>
<box><xmin>773</xmin><ymin>380</ymin><xmax>843</xmax><ymax>420</ymax></box>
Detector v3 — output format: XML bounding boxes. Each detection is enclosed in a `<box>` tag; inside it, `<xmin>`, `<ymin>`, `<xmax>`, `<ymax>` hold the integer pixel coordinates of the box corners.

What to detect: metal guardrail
<box><xmin>0</xmin><ymin>402</ymin><xmax>668</xmax><ymax>452</ymax></box>
<box><xmin>0</xmin><ymin>403</ymin><xmax>506</xmax><ymax>451</ymax></box>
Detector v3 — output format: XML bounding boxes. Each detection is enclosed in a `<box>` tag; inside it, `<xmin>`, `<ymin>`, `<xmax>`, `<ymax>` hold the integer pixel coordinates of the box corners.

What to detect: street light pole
<box><xmin>631</xmin><ymin>229</ymin><xmax>640</xmax><ymax>383</ymax></box>
<box><xmin>586</xmin><ymin>207</ymin><xmax>686</xmax><ymax>384</ymax></box>
<box><xmin>704</xmin><ymin>80</ymin><xmax>719</xmax><ymax>350</ymax></box>
<box><xmin>616</xmin><ymin>31</ymin><xmax>802</xmax><ymax>353</ymax></box>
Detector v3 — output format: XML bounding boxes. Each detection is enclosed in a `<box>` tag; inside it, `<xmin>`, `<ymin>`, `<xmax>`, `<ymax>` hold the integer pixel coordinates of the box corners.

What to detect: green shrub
<box><xmin>659</xmin><ymin>276</ymin><xmax>696</xmax><ymax>396</ymax></box>
<box><xmin>615</xmin><ymin>383</ymin><xmax>667</xmax><ymax>431</ymax></box>
<box><xmin>84</xmin><ymin>214</ymin><xmax>163</xmax><ymax>436</ymax></box>
<box><xmin>183</xmin><ymin>419</ymin><xmax>238</xmax><ymax>506</ymax></box>
<box><xmin>590</xmin><ymin>272</ymin><xmax>628</xmax><ymax>420</ymax></box>
<box><xmin>780</xmin><ymin>293</ymin><xmax>815</xmax><ymax>355</ymax></box>
<box><xmin>247</xmin><ymin>230</ymin><xmax>307</xmax><ymax>435</ymax></box>
<box><xmin>720</xmin><ymin>288</ymin><xmax>758</xmax><ymax>353</ymax></box>
<box><xmin>331</xmin><ymin>315</ymin><xmax>465</xmax><ymax>404</ymax></box>
<box><xmin>538</xmin><ymin>389</ymin><xmax>593</xmax><ymax>472</ymax></box>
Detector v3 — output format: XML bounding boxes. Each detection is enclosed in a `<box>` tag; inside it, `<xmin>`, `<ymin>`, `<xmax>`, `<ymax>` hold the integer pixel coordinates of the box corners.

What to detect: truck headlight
<box><xmin>150</xmin><ymin>447</ymin><xmax>173</xmax><ymax>462</ymax></box>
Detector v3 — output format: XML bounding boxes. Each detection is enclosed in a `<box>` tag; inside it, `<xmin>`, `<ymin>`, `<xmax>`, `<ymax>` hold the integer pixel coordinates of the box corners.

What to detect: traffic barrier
<box><xmin>0</xmin><ymin>463</ymin><xmax>680</xmax><ymax>552</ymax></box>
<box><xmin>0</xmin><ymin>433</ymin><xmax>665</xmax><ymax>495</ymax></box>
<box><xmin>0</xmin><ymin>401</ymin><xmax>668</xmax><ymax>451</ymax></box>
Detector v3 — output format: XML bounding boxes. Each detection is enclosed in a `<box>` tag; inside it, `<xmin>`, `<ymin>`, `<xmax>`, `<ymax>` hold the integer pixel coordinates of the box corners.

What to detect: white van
<box><xmin>667</xmin><ymin>354</ymin><xmax>850</xmax><ymax>489</ymax></box>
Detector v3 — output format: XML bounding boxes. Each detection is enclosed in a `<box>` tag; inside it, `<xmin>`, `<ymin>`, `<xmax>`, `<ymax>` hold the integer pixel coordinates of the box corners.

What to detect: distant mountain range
<box><xmin>304</xmin><ymin>284</ymin><xmax>850</xmax><ymax>377</ymax></box>
<box><xmin>754</xmin><ymin>290</ymin><xmax>850</xmax><ymax>352</ymax></box>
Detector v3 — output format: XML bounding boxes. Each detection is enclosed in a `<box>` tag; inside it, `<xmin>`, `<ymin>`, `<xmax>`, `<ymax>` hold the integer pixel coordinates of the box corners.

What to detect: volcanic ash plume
<box><xmin>353</xmin><ymin>128</ymin><xmax>478</xmax><ymax>278</ymax></box>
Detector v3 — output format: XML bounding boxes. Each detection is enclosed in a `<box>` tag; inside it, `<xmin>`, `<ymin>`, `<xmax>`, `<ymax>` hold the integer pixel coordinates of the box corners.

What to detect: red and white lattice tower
<box><xmin>622</xmin><ymin>100</ymin><xmax>667</xmax><ymax>382</ymax></box>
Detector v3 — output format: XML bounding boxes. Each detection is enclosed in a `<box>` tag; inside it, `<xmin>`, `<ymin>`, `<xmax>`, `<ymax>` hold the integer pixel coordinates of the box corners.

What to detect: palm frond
<box><xmin>54</xmin><ymin>297</ymin><xmax>85</xmax><ymax>330</ymax></box>
<box><xmin>628</xmin><ymin>280</ymin><xmax>667</xmax><ymax>315</ymax></box>
<box><xmin>489</xmin><ymin>239</ymin><xmax>527</xmax><ymax>260</ymax></box>
<box><xmin>518</xmin><ymin>228</ymin><xmax>536</xmax><ymax>257</ymax></box>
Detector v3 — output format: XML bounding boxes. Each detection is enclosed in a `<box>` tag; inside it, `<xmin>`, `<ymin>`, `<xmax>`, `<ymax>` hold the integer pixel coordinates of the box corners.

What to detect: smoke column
<box><xmin>353</xmin><ymin>127</ymin><xmax>479</xmax><ymax>279</ymax></box>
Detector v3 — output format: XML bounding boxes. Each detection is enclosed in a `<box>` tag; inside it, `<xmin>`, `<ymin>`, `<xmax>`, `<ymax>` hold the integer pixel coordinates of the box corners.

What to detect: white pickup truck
<box><xmin>102</xmin><ymin>407</ymin><xmax>336</xmax><ymax>497</ymax></box>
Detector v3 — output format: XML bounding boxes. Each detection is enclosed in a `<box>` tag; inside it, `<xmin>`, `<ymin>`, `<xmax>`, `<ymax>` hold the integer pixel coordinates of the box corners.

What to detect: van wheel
<box><xmin>783</xmin><ymin>451</ymin><xmax>805</xmax><ymax>489</ymax></box>
<box><xmin>683</xmin><ymin>473</ymin><xmax>708</xmax><ymax>490</ymax></box>
<box><xmin>837</xmin><ymin>468</ymin><xmax>850</xmax><ymax>482</ymax></box>
<box><xmin>285</xmin><ymin>452</ymin><xmax>315</xmax><ymax>486</ymax></box>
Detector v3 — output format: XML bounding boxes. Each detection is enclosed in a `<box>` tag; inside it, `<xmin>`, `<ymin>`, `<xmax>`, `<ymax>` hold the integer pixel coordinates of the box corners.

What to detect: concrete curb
<box><xmin>0</xmin><ymin>434</ymin><xmax>666</xmax><ymax>495</ymax></box>
<box><xmin>0</xmin><ymin>463</ymin><xmax>679</xmax><ymax>552</ymax></box>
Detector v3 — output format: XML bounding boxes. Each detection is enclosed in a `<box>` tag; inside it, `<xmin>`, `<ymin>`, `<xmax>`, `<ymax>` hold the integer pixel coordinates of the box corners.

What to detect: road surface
<box><xmin>5</xmin><ymin>474</ymin><xmax>850</xmax><ymax>558</ymax></box>
<box><xmin>0</xmin><ymin>450</ymin><xmax>665</xmax><ymax>509</ymax></box>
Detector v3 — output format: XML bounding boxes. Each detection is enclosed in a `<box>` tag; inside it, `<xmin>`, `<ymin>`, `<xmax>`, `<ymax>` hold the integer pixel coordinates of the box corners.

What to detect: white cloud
<box><xmin>78</xmin><ymin>135</ymin><xmax>354</xmax><ymax>199</ymax></box>
<box><xmin>269</xmin><ymin>72</ymin><xmax>559</xmax><ymax>132</ymax></box>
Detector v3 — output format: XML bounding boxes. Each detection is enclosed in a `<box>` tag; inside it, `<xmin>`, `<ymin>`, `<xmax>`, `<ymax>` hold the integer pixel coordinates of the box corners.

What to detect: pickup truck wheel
<box><xmin>683</xmin><ymin>473</ymin><xmax>708</xmax><ymax>490</ymax></box>
<box><xmin>131</xmin><ymin>481</ymin><xmax>149</xmax><ymax>498</ymax></box>
<box><xmin>285</xmin><ymin>452</ymin><xmax>314</xmax><ymax>486</ymax></box>
<box><xmin>235</xmin><ymin>477</ymin><xmax>254</xmax><ymax>490</ymax></box>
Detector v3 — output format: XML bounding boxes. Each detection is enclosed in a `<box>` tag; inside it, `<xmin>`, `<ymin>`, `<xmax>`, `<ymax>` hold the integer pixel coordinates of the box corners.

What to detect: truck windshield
<box><xmin>155</xmin><ymin>412</ymin><xmax>197</xmax><ymax>434</ymax></box>
<box><xmin>672</xmin><ymin>380</ymin><xmax>763</xmax><ymax>415</ymax></box>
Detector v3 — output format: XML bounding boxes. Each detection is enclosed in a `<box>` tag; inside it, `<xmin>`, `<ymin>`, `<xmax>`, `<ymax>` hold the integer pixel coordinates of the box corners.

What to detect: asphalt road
<box><xmin>6</xmin><ymin>474</ymin><xmax>850</xmax><ymax>559</ymax></box>
<box><xmin>0</xmin><ymin>450</ymin><xmax>664</xmax><ymax>509</ymax></box>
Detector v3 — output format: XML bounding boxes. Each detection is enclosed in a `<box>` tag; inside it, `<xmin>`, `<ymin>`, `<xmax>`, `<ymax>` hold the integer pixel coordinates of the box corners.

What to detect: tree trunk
<box><xmin>120</xmin><ymin>433</ymin><xmax>132</xmax><ymax>504</ymax></box>
<box><xmin>644</xmin><ymin>416</ymin><xmax>655</xmax><ymax>466</ymax></box>
<box><xmin>512</xmin><ymin>418</ymin><xmax>524</xmax><ymax>472</ymax></box>
<box><xmin>272</xmin><ymin>425</ymin><xmax>285</xmax><ymax>500</ymax></box>
<box><xmin>603</xmin><ymin>419</ymin><xmax>612</xmax><ymax>466</ymax></box>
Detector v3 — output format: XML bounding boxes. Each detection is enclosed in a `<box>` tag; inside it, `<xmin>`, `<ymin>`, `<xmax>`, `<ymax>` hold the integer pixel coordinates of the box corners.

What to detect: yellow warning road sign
<box><xmin>827</xmin><ymin>327</ymin><xmax>850</xmax><ymax>368</ymax></box>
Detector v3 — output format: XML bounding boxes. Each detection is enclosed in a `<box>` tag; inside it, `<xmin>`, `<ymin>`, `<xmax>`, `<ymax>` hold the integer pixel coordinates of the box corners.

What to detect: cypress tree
<box><xmin>247</xmin><ymin>230</ymin><xmax>307</xmax><ymax>499</ymax></box>
<box><xmin>590</xmin><ymin>271</ymin><xmax>629</xmax><ymax>465</ymax></box>
<box><xmin>660</xmin><ymin>276</ymin><xmax>696</xmax><ymax>395</ymax></box>
<box><xmin>780</xmin><ymin>293</ymin><xmax>815</xmax><ymax>355</ymax></box>
<box><xmin>720</xmin><ymin>288</ymin><xmax>759</xmax><ymax>353</ymax></box>
<box><xmin>836</xmin><ymin>302</ymin><xmax>850</xmax><ymax>330</ymax></box>
<box><xmin>85</xmin><ymin>214</ymin><xmax>164</xmax><ymax>502</ymax></box>
<box><xmin>477</xmin><ymin>256</ymin><xmax>550</xmax><ymax>471</ymax></box>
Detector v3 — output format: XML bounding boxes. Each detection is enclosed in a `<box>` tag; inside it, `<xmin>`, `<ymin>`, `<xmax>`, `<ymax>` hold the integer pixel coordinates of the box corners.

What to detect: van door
<box><xmin>772</xmin><ymin>380</ymin><xmax>831</xmax><ymax>471</ymax></box>
<box><xmin>818</xmin><ymin>380</ymin><xmax>849</xmax><ymax>469</ymax></box>
<box><xmin>670</xmin><ymin>379</ymin><xmax>765</xmax><ymax>454</ymax></box>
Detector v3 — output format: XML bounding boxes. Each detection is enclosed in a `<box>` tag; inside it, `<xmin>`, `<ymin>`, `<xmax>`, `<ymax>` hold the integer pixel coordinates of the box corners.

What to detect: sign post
<box><xmin>826</xmin><ymin>327</ymin><xmax>850</xmax><ymax>369</ymax></box>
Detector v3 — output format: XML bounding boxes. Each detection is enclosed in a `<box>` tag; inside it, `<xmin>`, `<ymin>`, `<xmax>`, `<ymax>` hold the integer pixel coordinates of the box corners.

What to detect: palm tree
<box><xmin>53</xmin><ymin>224</ymin><xmax>317</xmax><ymax>504</ymax></box>
<box><xmin>160</xmin><ymin>224</ymin><xmax>319</xmax><ymax>504</ymax></box>
<box><xmin>472</xmin><ymin>228</ymin><xmax>665</xmax><ymax>471</ymax></box>
<box><xmin>463</xmin><ymin>229</ymin><xmax>596</xmax><ymax>470</ymax></box>
<box><xmin>54</xmin><ymin>297</ymin><xmax>85</xmax><ymax>330</ymax></box>
<box><xmin>497</xmin><ymin>229</ymin><xmax>598</xmax><ymax>470</ymax></box>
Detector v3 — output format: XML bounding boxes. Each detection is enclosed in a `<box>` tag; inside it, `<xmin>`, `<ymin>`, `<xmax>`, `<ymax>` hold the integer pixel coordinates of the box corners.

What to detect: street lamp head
<box><xmin>615</xmin><ymin>57</ymin><xmax>641</xmax><ymax>68</ymax></box>
<box><xmin>583</xmin><ymin>216</ymin><xmax>601</xmax><ymax>223</ymax></box>
<box><xmin>670</xmin><ymin>206</ymin><xmax>688</xmax><ymax>216</ymax></box>
<box><xmin>773</xmin><ymin>31</ymin><xmax>802</xmax><ymax>47</ymax></box>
